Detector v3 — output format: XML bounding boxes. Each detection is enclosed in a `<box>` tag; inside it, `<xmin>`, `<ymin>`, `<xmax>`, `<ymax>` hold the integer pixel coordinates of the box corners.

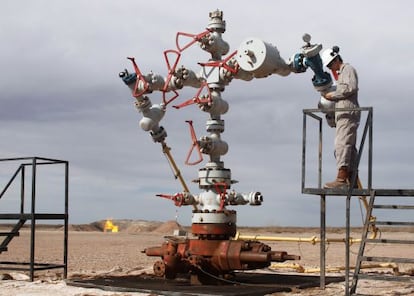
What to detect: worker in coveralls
<box><xmin>321</xmin><ymin>46</ymin><xmax>360</xmax><ymax>188</ymax></box>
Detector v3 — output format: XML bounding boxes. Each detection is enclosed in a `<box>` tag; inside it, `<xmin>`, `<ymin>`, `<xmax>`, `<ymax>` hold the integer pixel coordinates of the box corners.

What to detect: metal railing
<box><xmin>302</xmin><ymin>106</ymin><xmax>373</xmax><ymax>194</ymax></box>
<box><xmin>0</xmin><ymin>157</ymin><xmax>68</xmax><ymax>281</ymax></box>
<box><xmin>301</xmin><ymin>107</ymin><xmax>373</xmax><ymax>295</ymax></box>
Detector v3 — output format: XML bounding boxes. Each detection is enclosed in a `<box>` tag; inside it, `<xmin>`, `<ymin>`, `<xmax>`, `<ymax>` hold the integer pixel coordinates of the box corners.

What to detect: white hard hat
<box><xmin>321</xmin><ymin>47</ymin><xmax>339</xmax><ymax>67</ymax></box>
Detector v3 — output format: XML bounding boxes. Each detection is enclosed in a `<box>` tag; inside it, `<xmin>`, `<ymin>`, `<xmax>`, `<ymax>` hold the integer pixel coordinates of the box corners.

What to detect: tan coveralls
<box><xmin>330</xmin><ymin>63</ymin><xmax>360</xmax><ymax>172</ymax></box>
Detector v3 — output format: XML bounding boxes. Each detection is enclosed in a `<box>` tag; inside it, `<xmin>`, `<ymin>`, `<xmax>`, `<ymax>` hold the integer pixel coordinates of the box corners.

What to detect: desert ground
<box><xmin>0</xmin><ymin>220</ymin><xmax>413</xmax><ymax>296</ymax></box>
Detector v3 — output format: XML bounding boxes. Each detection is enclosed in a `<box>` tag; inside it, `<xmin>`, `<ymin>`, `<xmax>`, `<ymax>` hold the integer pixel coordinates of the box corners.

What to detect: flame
<box><xmin>104</xmin><ymin>219</ymin><xmax>119</xmax><ymax>233</ymax></box>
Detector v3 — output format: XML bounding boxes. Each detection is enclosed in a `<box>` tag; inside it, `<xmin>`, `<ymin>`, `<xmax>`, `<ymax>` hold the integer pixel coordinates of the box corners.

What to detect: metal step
<box><xmin>366</xmin><ymin>238</ymin><xmax>414</xmax><ymax>244</ymax></box>
<box><xmin>0</xmin><ymin>231</ymin><xmax>20</xmax><ymax>237</ymax></box>
<box><xmin>373</xmin><ymin>204</ymin><xmax>414</xmax><ymax>210</ymax></box>
<box><xmin>357</xmin><ymin>273</ymin><xmax>414</xmax><ymax>282</ymax></box>
<box><xmin>373</xmin><ymin>221</ymin><xmax>414</xmax><ymax>226</ymax></box>
<box><xmin>0</xmin><ymin>213</ymin><xmax>66</xmax><ymax>220</ymax></box>
<box><xmin>361</xmin><ymin>256</ymin><xmax>414</xmax><ymax>264</ymax></box>
<box><xmin>373</xmin><ymin>189</ymin><xmax>414</xmax><ymax>196</ymax></box>
<box><xmin>351</xmin><ymin>190</ymin><xmax>414</xmax><ymax>295</ymax></box>
<box><xmin>0</xmin><ymin>219</ymin><xmax>26</xmax><ymax>254</ymax></box>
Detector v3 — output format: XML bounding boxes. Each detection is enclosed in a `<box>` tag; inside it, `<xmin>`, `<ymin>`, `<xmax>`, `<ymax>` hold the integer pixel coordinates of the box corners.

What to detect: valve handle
<box><xmin>185</xmin><ymin>120</ymin><xmax>203</xmax><ymax>165</ymax></box>
<box><xmin>198</xmin><ymin>50</ymin><xmax>239</xmax><ymax>74</ymax></box>
<box><xmin>172</xmin><ymin>81</ymin><xmax>211</xmax><ymax>109</ymax></box>
<box><xmin>156</xmin><ymin>193</ymin><xmax>184</xmax><ymax>207</ymax></box>
<box><xmin>162</xmin><ymin>49</ymin><xmax>181</xmax><ymax>106</ymax></box>
<box><xmin>127</xmin><ymin>57</ymin><xmax>149</xmax><ymax>98</ymax></box>
<box><xmin>175</xmin><ymin>29</ymin><xmax>211</xmax><ymax>52</ymax></box>
<box><xmin>214</xmin><ymin>182</ymin><xmax>228</xmax><ymax>211</ymax></box>
<box><xmin>163</xmin><ymin>89</ymin><xmax>179</xmax><ymax>107</ymax></box>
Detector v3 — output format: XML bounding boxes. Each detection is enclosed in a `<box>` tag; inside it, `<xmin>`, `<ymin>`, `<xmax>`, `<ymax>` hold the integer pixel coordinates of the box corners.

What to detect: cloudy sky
<box><xmin>1</xmin><ymin>1</ymin><xmax>413</xmax><ymax>227</ymax></box>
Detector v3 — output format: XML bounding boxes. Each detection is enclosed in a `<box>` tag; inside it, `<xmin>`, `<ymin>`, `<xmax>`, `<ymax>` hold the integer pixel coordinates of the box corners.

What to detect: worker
<box><xmin>321</xmin><ymin>46</ymin><xmax>360</xmax><ymax>188</ymax></box>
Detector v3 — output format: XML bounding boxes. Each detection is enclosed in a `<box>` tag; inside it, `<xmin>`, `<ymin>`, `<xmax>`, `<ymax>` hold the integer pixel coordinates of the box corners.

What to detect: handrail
<box><xmin>0</xmin><ymin>165</ymin><xmax>23</xmax><ymax>199</ymax></box>
<box><xmin>302</xmin><ymin>107</ymin><xmax>373</xmax><ymax>191</ymax></box>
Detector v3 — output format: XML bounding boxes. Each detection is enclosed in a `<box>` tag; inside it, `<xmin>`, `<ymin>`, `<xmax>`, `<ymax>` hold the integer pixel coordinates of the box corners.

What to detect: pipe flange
<box><xmin>153</xmin><ymin>260</ymin><xmax>166</xmax><ymax>277</ymax></box>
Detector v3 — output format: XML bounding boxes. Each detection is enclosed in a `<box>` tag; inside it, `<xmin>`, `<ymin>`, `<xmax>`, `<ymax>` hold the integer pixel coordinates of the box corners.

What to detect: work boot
<box><xmin>324</xmin><ymin>167</ymin><xmax>349</xmax><ymax>189</ymax></box>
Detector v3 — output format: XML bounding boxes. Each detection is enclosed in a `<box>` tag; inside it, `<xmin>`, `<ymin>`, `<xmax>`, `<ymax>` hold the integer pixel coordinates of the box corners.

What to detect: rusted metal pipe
<box><xmin>239</xmin><ymin>251</ymin><xmax>270</xmax><ymax>263</ymax></box>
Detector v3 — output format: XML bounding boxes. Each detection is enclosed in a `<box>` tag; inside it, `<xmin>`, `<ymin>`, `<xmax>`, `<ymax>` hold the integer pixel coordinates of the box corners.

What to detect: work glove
<box><xmin>325</xmin><ymin>113</ymin><xmax>336</xmax><ymax>128</ymax></box>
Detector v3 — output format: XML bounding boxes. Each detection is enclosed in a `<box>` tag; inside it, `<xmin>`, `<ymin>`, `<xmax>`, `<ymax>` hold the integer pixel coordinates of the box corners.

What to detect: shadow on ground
<box><xmin>67</xmin><ymin>272</ymin><xmax>344</xmax><ymax>296</ymax></box>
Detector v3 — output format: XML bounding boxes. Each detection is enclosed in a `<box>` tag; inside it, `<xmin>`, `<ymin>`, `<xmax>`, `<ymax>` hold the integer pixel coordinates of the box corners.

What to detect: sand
<box><xmin>0</xmin><ymin>222</ymin><xmax>413</xmax><ymax>296</ymax></box>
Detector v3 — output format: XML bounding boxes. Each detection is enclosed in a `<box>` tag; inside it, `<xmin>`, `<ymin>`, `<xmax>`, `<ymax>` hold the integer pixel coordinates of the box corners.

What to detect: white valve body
<box><xmin>139</xmin><ymin>103</ymin><xmax>165</xmax><ymax>132</ymax></box>
<box><xmin>236</xmin><ymin>38</ymin><xmax>292</xmax><ymax>78</ymax></box>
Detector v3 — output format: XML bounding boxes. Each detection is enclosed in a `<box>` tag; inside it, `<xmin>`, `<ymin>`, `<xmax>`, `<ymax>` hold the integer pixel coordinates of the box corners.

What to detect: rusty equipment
<box><xmin>144</xmin><ymin>235</ymin><xmax>299</xmax><ymax>284</ymax></box>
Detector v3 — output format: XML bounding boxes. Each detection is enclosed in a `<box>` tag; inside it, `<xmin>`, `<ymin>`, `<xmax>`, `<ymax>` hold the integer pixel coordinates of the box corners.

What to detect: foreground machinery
<box><xmin>119</xmin><ymin>10</ymin><xmax>333</xmax><ymax>284</ymax></box>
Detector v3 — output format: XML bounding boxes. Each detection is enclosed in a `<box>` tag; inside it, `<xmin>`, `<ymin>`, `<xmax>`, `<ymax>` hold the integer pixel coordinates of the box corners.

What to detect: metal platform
<box><xmin>301</xmin><ymin>108</ymin><xmax>374</xmax><ymax>293</ymax></box>
<box><xmin>302</xmin><ymin>108</ymin><xmax>414</xmax><ymax>295</ymax></box>
<box><xmin>303</xmin><ymin>188</ymin><xmax>414</xmax><ymax>197</ymax></box>
<box><xmin>67</xmin><ymin>272</ymin><xmax>344</xmax><ymax>296</ymax></box>
<box><xmin>304</xmin><ymin>187</ymin><xmax>414</xmax><ymax>293</ymax></box>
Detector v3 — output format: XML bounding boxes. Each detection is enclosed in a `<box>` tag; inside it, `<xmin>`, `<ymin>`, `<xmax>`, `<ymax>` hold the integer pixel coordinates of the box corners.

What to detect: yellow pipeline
<box><xmin>234</xmin><ymin>232</ymin><xmax>364</xmax><ymax>245</ymax></box>
<box><xmin>303</xmin><ymin>263</ymin><xmax>399</xmax><ymax>274</ymax></box>
<box><xmin>270</xmin><ymin>262</ymin><xmax>399</xmax><ymax>274</ymax></box>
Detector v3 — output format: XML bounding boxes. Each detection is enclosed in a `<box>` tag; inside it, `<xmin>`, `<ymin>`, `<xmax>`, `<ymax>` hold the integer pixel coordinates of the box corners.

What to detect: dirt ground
<box><xmin>0</xmin><ymin>221</ymin><xmax>413</xmax><ymax>296</ymax></box>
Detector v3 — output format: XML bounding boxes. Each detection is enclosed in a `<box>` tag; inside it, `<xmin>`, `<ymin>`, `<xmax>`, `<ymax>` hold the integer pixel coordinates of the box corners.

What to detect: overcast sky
<box><xmin>1</xmin><ymin>1</ymin><xmax>413</xmax><ymax>227</ymax></box>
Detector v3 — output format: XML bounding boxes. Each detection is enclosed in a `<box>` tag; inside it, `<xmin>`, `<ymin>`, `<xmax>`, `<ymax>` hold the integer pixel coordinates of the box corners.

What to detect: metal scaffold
<box><xmin>0</xmin><ymin>157</ymin><xmax>69</xmax><ymax>281</ymax></box>
<box><xmin>301</xmin><ymin>107</ymin><xmax>414</xmax><ymax>295</ymax></box>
